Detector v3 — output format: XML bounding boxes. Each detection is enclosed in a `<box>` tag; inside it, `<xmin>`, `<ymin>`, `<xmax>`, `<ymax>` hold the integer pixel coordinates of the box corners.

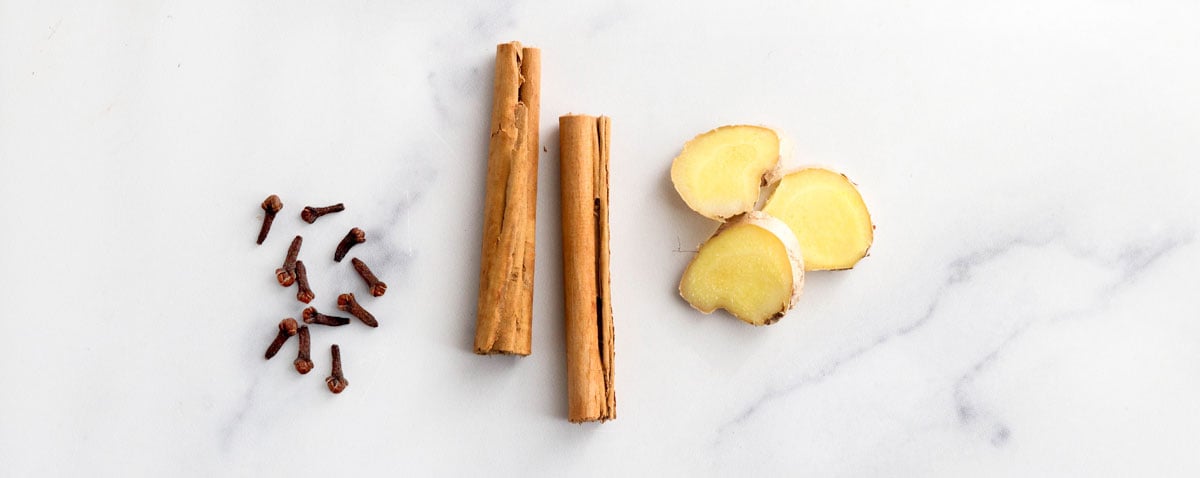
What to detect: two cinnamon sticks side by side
<box><xmin>473</xmin><ymin>41</ymin><xmax>616</xmax><ymax>423</ymax></box>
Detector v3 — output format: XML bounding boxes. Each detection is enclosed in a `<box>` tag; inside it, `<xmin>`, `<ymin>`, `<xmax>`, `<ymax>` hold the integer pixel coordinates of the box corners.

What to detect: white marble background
<box><xmin>2</xmin><ymin>1</ymin><xmax>1199</xmax><ymax>476</ymax></box>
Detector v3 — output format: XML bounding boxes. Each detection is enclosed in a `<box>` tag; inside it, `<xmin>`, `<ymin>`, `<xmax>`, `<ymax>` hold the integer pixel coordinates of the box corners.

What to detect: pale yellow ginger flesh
<box><xmin>762</xmin><ymin>168</ymin><xmax>874</xmax><ymax>271</ymax></box>
<box><xmin>679</xmin><ymin>213</ymin><xmax>803</xmax><ymax>325</ymax></box>
<box><xmin>670</xmin><ymin>125</ymin><xmax>780</xmax><ymax>221</ymax></box>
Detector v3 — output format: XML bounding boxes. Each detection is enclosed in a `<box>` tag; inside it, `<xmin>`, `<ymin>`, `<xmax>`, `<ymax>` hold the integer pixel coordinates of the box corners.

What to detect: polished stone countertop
<box><xmin>2</xmin><ymin>1</ymin><xmax>1198</xmax><ymax>475</ymax></box>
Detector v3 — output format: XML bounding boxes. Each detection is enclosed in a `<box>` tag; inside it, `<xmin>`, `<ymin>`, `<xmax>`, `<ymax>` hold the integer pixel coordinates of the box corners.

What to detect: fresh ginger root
<box><xmin>762</xmin><ymin>168</ymin><xmax>874</xmax><ymax>271</ymax></box>
<box><xmin>670</xmin><ymin>125</ymin><xmax>780</xmax><ymax>221</ymax></box>
<box><xmin>679</xmin><ymin>212</ymin><xmax>804</xmax><ymax>325</ymax></box>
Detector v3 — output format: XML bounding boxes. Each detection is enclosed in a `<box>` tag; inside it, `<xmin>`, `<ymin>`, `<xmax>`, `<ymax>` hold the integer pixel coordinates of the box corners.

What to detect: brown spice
<box><xmin>264</xmin><ymin>318</ymin><xmax>299</xmax><ymax>359</ymax></box>
<box><xmin>293</xmin><ymin>325</ymin><xmax>313</xmax><ymax>374</ymax></box>
<box><xmin>302</xmin><ymin>306</ymin><xmax>351</xmax><ymax>326</ymax></box>
<box><xmin>275</xmin><ymin>235</ymin><xmax>303</xmax><ymax>286</ymax></box>
<box><xmin>294</xmin><ymin>260</ymin><xmax>315</xmax><ymax>304</ymax></box>
<box><xmin>349</xmin><ymin>257</ymin><xmax>387</xmax><ymax>297</ymax></box>
<box><xmin>301</xmin><ymin>203</ymin><xmax>345</xmax><ymax>224</ymax></box>
<box><xmin>559</xmin><ymin>114</ymin><xmax>616</xmax><ymax>422</ymax></box>
<box><xmin>326</xmin><ymin>344</ymin><xmax>348</xmax><ymax>394</ymax></box>
<box><xmin>257</xmin><ymin>195</ymin><xmax>283</xmax><ymax>245</ymax></box>
<box><xmin>337</xmin><ymin>293</ymin><xmax>378</xmax><ymax>328</ymax></box>
<box><xmin>474</xmin><ymin>41</ymin><xmax>541</xmax><ymax>356</ymax></box>
<box><xmin>334</xmin><ymin>228</ymin><xmax>366</xmax><ymax>262</ymax></box>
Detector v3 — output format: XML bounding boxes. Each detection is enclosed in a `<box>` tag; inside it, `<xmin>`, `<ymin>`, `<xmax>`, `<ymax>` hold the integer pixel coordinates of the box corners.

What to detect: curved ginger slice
<box><xmin>679</xmin><ymin>212</ymin><xmax>804</xmax><ymax>326</ymax></box>
<box><xmin>762</xmin><ymin>168</ymin><xmax>873</xmax><ymax>271</ymax></box>
<box><xmin>670</xmin><ymin>125</ymin><xmax>780</xmax><ymax>221</ymax></box>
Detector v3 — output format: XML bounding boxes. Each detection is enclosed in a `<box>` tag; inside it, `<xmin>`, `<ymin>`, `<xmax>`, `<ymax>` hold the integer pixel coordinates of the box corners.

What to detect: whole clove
<box><xmin>301</xmin><ymin>203</ymin><xmax>345</xmax><ymax>224</ymax></box>
<box><xmin>256</xmin><ymin>195</ymin><xmax>283</xmax><ymax>245</ymax></box>
<box><xmin>326</xmin><ymin>344</ymin><xmax>348</xmax><ymax>394</ymax></box>
<box><xmin>264</xmin><ymin>318</ymin><xmax>299</xmax><ymax>359</ymax></box>
<box><xmin>349</xmin><ymin>257</ymin><xmax>387</xmax><ymax>297</ymax></box>
<box><xmin>293</xmin><ymin>325</ymin><xmax>313</xmax><ymax>374</ymax></box>
<box><xmin>337</xmin><ymin>293</ymin><xmax>378</xmax><ymax>328</ymax></box>
<box><xmin>295</xmin><ymin>260</ymin><xmax>315</xmax><ymax>304</ymax></box>
<box><xmin>302</xmin><ymin>306</ymin><xmax>351</xmax><ymax>327</ymax></box>
<box><xmin>275</xmin><ymin>235</ymin><xmax>303</xmax><ymax>286</ymax></box>
<box><xmin>333</xmin><ymin>228</ymin><xmax>366</xmax><ymax>262</ymax></box>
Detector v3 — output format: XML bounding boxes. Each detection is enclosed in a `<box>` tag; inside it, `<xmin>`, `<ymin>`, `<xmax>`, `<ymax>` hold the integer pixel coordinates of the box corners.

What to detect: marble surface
<box><xmin>3</xmin><ymin>1</ymin><xmax>1199</xmax><ymax>476</ymax></box>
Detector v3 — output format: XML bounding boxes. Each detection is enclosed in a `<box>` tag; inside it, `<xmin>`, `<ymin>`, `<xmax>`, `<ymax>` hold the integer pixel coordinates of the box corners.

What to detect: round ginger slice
<box><xmin>670</xmin><ymin>125</ymin><xmax>780</xmax><ymax>221</ymax></box>
<box><xmin>762</xmin><ymin>168</ymin><xmax>874</xmax><ymax>271</ymax></box>
<box><xmin>679</xmin><ymin>212</ymin><xmax>804</xmax><ymax>326</ymax></box>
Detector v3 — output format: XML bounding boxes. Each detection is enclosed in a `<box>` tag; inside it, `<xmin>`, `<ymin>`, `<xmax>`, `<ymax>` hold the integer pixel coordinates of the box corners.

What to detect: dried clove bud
<box><xmin>337</xmin><ymin>293</ymin><xmax>378</xmax><ymax>328</ymax></box>
<box><xmin>295</xmin><ymin>260</ymin><xmax>315</xmax><ymax>304</ymax></box>
<box><xmin>293</xmin><ymin>325</ymin><xmax>313</xmax><ymax>374</ymax></box>
<box><xmin>350</xmin><ymin>257</ymin><xmax>387</xmax><ymax>297</ymax></box>
<box><xmin>275</xmin><ymin>235</ymin><xmax>303</xmax><ymax>286</ymax></box>
<box><xmin>326</xmin><ymin>344</ymin><xmax>348</xmax><ymax>394</ymax></box>
<box><xmin>301</xmin><ymin>203</ymin><xmax>345</xmax><ymax>224</ymax></box>
<box><xmin>333</xmin><ymin>228</ymin><xmax>366</xmax><ymax>262</ymax></box>
<box><xmin>264</xmin><ymin>318</ymin><xmax>299</xmax><ymax>359</ymax></box>
<box><xmin>302</xmin><ymin>306</ymin><xmax>351</xmax><ymax>326</ymax></box>
<box><xmin>256</xmin><ymin>195</ymin><xmax>283</xmax><ymax>245</ymax></box>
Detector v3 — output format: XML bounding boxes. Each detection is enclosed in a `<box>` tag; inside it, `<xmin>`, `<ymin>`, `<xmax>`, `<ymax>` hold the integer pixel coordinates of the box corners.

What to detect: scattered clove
<box><xmin>333</xmin><ymin>227</ymin><xmax>366</xmax><ymax>262</ymax></box>
<box><xmin>294</xmin><ymin>325</ymin><xmax>313</xmax><ymax>374</ymax></box>
<box><xmin>349</xmin><ymin>257</ymin><xmax>387</xmax><ymax>297</ymax></box>
<box><xmin>264</xmin><ymin>318</ymin><xmax>299</xmax><ymax>359</ymax></box>
<box><xmin>337</xmin><ymin>293</ymin><xmax>378</xmax><ymax>328</ymax></box>
<box><xmin>257</xmin><ymin>194</ymin><xmax>283</xmax><ymax>245</ymax></box>
<box><xmin>326</xmin><ymin>344</ymin><xmax>348</xmax><ymax>394</ymax></box>
<box><xmin>302</xmin><ymin>306</ymin><xmax>351</xmax><ymax>326</ymax></box>
<box><xmin>301</xmin><ymin>203</ymin><xmax>345</xmax><ymax>224</ymax></box>
<box><xmin>295</xmin><ymin>260</ymin><xmax>315</xmax><ymax>304</ymax></box>
<box><xmin>275</xmin><ymin>235</ymin><xmax>303</xmax><ymax>286</ymax></box>
<box><xmin>253</xmin><ymin>202</ymin><xmax>385</xmax><ymax>393</ymax></box>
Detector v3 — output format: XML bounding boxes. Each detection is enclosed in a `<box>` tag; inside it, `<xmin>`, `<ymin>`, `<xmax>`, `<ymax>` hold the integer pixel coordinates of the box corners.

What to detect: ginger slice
<box><xmin>762</xmin><ymin>168</ymin><xmax>873</xmax><ymax>271</ymax></box>
<box><xmin>679</xmin><ymin>212</ymin><xmax>804</xmax><ymax>326</ymax></box>
<box><xmin>670</xmin><ymin>125</ymin><xmax>780</xmax><ymax>221</ymax></box>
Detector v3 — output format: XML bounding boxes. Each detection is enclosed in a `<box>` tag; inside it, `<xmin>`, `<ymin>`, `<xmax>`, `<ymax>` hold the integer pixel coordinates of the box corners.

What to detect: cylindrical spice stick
<box><xmin>559</xmin><ymin>114</ymin><xmax>616</xmax><ymax>422</ymax></box>
<box><xmin>474</xmin><ymin>41</ymin><xmax>541</xmax><ymax>355</ymax></box>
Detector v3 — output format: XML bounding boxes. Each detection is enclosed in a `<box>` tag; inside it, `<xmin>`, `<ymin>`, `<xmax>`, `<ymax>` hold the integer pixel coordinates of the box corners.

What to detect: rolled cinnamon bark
<box><xmin>559</xmin><ymin>114</ymin><xmax>616</xmax><ymax>422</ymax></box>
<box><xmin>474</xmin><ymin>42</ymin><xmax>541</xmax><ymax>355</ymax></box>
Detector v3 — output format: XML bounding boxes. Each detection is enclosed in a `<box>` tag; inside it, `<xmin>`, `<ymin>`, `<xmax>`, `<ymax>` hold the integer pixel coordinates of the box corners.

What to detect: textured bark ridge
<box><xmin>474</xmin><ymin>42</ymin><xmax>541</xmax><ymax>355</ymax></box>
<box><xmin>559</xmin><ymin>114</ymin><xmax>616</xmax><ymax>422</ymax></box>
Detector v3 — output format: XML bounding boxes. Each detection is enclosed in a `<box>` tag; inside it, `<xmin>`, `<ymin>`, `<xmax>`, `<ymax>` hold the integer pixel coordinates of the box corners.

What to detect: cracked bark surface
<box><xmin>475</xmin><ymin>42</ymin><xmax>540</xmax><ymax>355</ymax></box>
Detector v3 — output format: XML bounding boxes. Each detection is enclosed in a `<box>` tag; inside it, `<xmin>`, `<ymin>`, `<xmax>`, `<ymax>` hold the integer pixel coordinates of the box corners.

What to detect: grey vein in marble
<box><xmin>948</xmin><ymin>233</ymin><xmax>1194</xmax><ymax>445</ymax></box>
<box><xmin>718</xmin><ymin>230</ymin><xmax>1195</xmax><ymax>446</ymax></box>
<box><xmin>219</xmin><ymin>375</ymin><xmax>262</xmax><ymax>453</ymax></box>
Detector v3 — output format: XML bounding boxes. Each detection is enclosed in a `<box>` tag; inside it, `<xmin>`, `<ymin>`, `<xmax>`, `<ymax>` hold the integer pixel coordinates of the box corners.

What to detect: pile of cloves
<box><xmin>256</xmin><ymin>195</ymin><xmax>390</xmax><ymax>394</ymax></box>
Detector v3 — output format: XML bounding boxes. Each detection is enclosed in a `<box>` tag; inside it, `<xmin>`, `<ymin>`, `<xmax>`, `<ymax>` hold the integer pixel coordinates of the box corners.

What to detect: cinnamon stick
<box><xmin>559</xmin><ymin>114</ymin><xmax>616</xmax><ymax>422</ymax></box>
<box><xmin>474</xmin><ymin>42</ymin><xmax>541</xmax><ymax>355</ymax></box>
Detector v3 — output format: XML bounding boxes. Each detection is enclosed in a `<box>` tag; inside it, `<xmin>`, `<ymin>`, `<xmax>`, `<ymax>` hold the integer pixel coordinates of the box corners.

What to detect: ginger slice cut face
<box><xmin>670</xmin><ymin>125</ymin><xmax>780</xmax><ymax>221</ymax></box>
<box><xmin>762</xmin><ymin>168</ymin><xmax>873</xmax><ymax>271</ymax></box>
<box><xmin>679</xmin><ymin>212</ymin><xmax>804</xmax><ymax>326</ymax></box>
